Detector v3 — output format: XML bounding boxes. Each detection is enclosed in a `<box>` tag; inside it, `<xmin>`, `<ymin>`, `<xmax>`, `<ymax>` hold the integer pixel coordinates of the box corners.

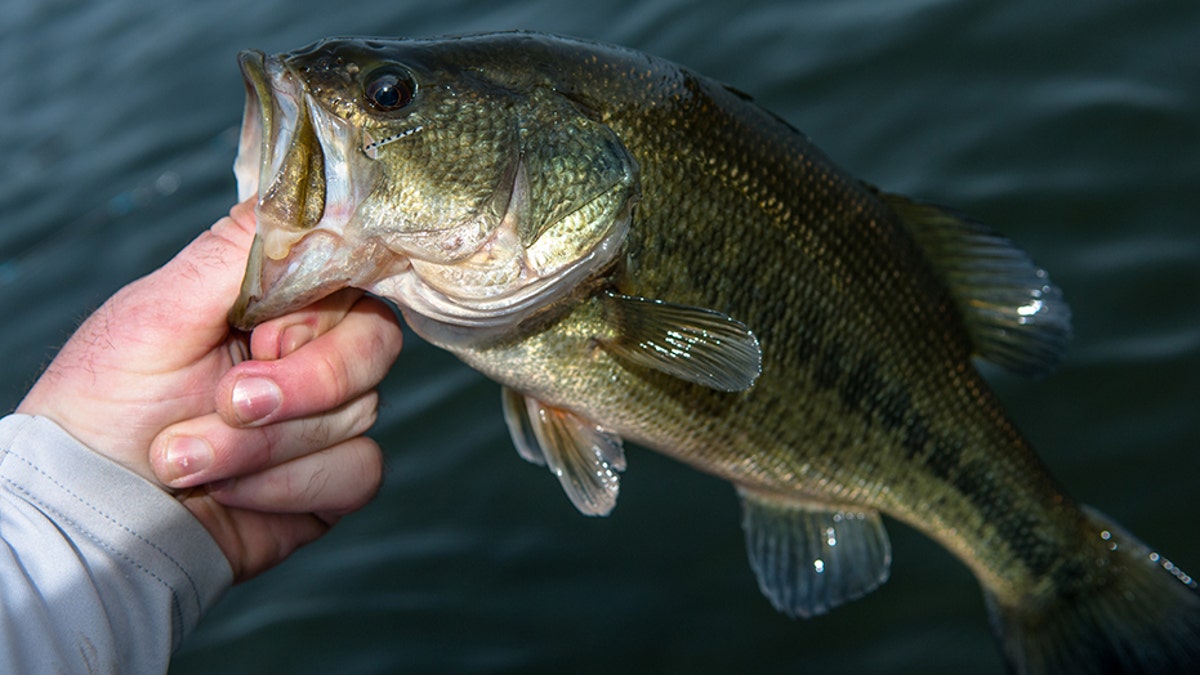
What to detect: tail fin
<box><xmin>985</xmin><ymin>508</ymin><xmax>1200</xmax><ymax>674</ymax></box>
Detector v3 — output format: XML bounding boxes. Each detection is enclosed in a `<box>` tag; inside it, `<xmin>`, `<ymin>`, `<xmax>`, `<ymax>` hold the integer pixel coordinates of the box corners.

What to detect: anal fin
<box><xmin>501</xmin><ymin>387</ymin><xmax>626</xmax><ymax>516</ymax></box>
<box><xmin>738</xmin><ymin>487</ymin><xmax>892</xmax><ymax>618</ymax></box>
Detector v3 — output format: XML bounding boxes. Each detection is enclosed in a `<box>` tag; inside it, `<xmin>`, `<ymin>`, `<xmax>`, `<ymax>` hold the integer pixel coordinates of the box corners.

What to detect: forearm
<box><xmin>0</xmin><ymin>415</ymin><xmax>231</xmax><ymax>673</ymax></box>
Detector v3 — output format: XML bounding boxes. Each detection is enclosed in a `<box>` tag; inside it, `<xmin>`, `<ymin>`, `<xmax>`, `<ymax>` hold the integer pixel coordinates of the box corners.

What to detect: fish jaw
<box><xmin>229</xmin><ymin>48</ymin><xmax>381</xmax><ymax>329</ymax></box>
<box><xmin>229</xmin><ymin>229</ymin><xmax>400</xmax><ymax>331</ymax></box>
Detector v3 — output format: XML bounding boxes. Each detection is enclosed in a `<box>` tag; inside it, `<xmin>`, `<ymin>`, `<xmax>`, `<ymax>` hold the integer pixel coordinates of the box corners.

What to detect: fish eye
<box><xmin>364</xmin><ymin>67</ymin><xmax>415</xmax><ymax>112</ymax></box>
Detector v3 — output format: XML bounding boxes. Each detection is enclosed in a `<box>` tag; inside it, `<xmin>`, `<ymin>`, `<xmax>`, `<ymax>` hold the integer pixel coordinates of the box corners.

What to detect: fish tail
<box><xmin>984</xmin><ymin>507</ymin><xmax>1200</xmax><ymax>674</ymax></box>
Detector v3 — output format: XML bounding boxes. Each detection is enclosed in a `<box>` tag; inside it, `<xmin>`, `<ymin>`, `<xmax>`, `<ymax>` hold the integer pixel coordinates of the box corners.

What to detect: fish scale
<box><xmin>229</xmin><ymin>32</ymin><xmax>1199</xmax><ymax>673</ymax></box>
<box><xmin>591</xmin><ymin>55</ymin><xmax>1026</xmax><ymax>522</ymax></box>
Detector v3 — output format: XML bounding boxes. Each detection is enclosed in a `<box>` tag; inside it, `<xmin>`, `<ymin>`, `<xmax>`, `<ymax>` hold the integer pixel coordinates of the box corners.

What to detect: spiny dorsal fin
<box><xmin>882</xmin><ymin>193</ymin><xmax>1073</xmax><ymax>376</ymax></box>
<box><xmin>738</xmin><ymin>487</ymin><xmax>892</xmax><ymax>619</ymax></box>
<box><xmin>500</xmin><ymin>387</ymin><xmax>625</xmax><ymax>516</ymax></box>
<box><xmin>600</xmin><ymin>291</ymin><xmax>762</xmax><ymax>392</ymax></box>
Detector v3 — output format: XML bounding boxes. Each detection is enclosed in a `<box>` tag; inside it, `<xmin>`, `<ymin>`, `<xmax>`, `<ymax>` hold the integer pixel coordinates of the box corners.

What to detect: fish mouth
<box><xmin>233</xmin><ymin>50</ymin><xmax>325</xmax><ymax>243</ymax></box>
<box><xmin>229</xmin><ymin>50</ymin><xmax>380</xmax><ymax>330</ymax></box>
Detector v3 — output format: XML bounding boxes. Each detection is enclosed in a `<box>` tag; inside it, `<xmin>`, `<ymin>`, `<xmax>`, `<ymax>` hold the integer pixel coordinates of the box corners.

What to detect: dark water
<box><xmin>2</xmin><ymin>1</ymin><xmax>1198</xmax><ymax>673</ymax></box>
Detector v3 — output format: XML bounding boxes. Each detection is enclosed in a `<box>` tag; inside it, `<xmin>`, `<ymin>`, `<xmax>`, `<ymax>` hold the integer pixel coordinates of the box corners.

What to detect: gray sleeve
<box><xmin>0</xmin><ymin>414</ymin><xmax>232</xmax><ymax>674</ymax></box>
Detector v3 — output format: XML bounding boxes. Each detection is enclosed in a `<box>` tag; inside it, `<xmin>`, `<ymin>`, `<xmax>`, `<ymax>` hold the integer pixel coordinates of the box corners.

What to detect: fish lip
<box><xmin>233</xmin><ymin>49</ymin><xmax>269</xmax><ymax>202</ymax></box>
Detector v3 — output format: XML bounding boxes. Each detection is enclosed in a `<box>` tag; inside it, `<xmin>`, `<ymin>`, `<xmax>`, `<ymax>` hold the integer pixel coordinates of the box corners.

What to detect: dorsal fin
<box><xmin>738</xmin><ymin>488</ymin><xmax>892</xmax><ymax>619</ymax></box>
<box><xmin>500</xmin><ymin>387</ymin><xmax>625</xmax><ymax>516</ymax></box>
<box><xmin>599</xmin><ymin>291</ymin><xmax>762</xmax><ymax>391</ymax></box>
<box><xmin>882</xmin><ymin>193</ymin><xmax>1072</xmax><ymax>376</ymax></box>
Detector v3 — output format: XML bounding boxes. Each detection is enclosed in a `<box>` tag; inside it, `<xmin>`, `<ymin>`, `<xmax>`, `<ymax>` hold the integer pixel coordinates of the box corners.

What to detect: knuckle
<box><xmin>349</xmin><ymin>391</ymin><xmax>380</xmax><ymax>436</ymax></box>
<box><xmin>236</xmin><ymin>426</ymin><xmax>278</xmax><ymax>473</ymax></box>
<box><xmin>319</xmin><ymin>350</ymin><xmax>355</xmax><ymax>404</ymax></box>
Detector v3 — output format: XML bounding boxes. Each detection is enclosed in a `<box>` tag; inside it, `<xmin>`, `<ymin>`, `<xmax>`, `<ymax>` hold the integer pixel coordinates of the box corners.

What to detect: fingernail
<box><xmin>164</xmin><ymin>436</ymin><xmax>213</xmax><ymax>486</ymax></box>
<box><xmin>280</xmin><ymin>323</ymin><xmax>315</xmax><ymax>357</ymax></box>
<box><xmin>232</xmin><ymin>376</ymin><xmax>282</xmax><ymax>424</ymax></box>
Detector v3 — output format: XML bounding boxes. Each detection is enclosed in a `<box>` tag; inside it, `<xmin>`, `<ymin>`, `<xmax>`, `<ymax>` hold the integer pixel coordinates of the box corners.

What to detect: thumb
<box><xmin>143</xmin><ymin>200</ymin><xmax>257</xmax><ymax>327</ymax></box>
<box><xmin>105</xmin><ymin>201</ymin><xmax>258</xmax><ymax>363</ymax></box>
<box><xmin>162</xmin><ymin>199</ymin><xmax>257</xmax><ymax>313</ymax></box>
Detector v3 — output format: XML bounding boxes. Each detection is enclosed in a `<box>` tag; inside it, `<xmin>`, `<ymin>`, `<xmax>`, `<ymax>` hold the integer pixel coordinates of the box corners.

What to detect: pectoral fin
<box><xmin>738</xmin><ymin>487</ymin><xmax>892</xmax><ymax>618</ymax></box>
<box><xmin>600</xmin><ymin>291</ymin><xmax>762</xmax><ymax>392</ymax></box>
<box><xmin>501</xmin><ymin>387</ymin><xmax>626</xmax><ymax>516</ymax></box>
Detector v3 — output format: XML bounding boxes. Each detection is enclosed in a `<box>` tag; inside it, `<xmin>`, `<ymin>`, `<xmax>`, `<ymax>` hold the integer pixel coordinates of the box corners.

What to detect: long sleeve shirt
<box><xmin>0</xmin><ymin>414</ymin><xmax>231</xmax><ymax>673</ymax></box>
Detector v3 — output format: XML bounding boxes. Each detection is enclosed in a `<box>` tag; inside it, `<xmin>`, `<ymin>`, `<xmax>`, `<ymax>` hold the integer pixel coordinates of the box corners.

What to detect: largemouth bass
<box><xmin>227</xmin><ymin>32</ymin><xmax>1199</xmax><ymax>673</ymax></box>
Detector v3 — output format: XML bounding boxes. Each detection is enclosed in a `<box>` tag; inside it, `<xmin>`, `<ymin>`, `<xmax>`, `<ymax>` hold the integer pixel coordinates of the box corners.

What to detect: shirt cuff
<box><xmin>0</xmin><ymin>414</ymin><xmax>232</xmax><ymax>650</ymax></box>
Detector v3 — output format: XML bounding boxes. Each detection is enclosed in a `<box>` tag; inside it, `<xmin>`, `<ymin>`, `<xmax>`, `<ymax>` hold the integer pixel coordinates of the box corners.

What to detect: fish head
<box><xmin>229</xmin><ymin>36</ymin><xmax>640</xmax><ymax>335</ymax></box>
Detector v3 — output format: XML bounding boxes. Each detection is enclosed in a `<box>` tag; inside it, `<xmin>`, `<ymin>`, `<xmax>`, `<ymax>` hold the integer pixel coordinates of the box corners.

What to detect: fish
<box><xmin>227</xmin><ymin>32</ymin><xmax>1200</xmax><ymax>673</ymax></box>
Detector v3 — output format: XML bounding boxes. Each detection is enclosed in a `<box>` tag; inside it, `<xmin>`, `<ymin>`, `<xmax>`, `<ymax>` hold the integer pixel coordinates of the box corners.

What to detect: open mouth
<box><xmin>229</xmin><ymin>50</ymin><xmax>383</xmax><ymax>330</ymax></box>
<box><xmin>234</xmin><ymin>48</ymin><xmax>381</xmax><ymax>260</ymax></box>
<box><xmin>234</xmin><ymin>50</ymin><xmax>327</xmax><ymax>256</ymax></box>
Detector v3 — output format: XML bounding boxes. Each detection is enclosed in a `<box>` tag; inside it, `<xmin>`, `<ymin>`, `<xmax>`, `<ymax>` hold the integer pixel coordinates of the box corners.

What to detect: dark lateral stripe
<box><xmin>803</xmin><ymin>339</ymin><xmax>1060</xmax><ymax>579</ymax></box>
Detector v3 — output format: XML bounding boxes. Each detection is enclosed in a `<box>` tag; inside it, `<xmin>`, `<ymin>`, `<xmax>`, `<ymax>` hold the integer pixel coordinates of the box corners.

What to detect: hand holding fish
<box><xmin>16</xmin><ymin>199</ymin><xmax>403</xmax><ymax>581</ymax></box>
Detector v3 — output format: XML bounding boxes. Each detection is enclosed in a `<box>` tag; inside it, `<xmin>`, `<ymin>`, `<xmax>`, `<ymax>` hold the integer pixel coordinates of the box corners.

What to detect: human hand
<box><xmin>16</xmin><ymin>200</ymin><xmax>403</xmax><ymax>581</ymax></box>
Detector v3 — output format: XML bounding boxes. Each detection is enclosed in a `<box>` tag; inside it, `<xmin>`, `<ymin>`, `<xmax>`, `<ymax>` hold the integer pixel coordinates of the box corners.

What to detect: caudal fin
<box><xmin>985</xmin><ymin>507</ymin><xmax>1200</xmax><ymax>674</ymax></box>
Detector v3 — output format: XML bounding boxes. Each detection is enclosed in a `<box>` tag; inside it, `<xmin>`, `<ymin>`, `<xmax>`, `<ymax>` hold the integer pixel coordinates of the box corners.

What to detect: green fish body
<box><xmin>229</xmin><ymin>33</ymin><xmax>1199</xmax><ymax>673</ymax></box>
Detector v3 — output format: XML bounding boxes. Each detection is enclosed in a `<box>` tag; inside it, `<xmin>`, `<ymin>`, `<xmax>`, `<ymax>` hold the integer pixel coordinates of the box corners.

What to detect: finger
<box><xmin>217</xmin><ymin>296</ymin><xmax>402</xmax><ymax>427</ymax></box>
<box><xmin>151</xmin><ymin>391</ymin><xmax>379</xmax><ymax>489</ymax></box>
<box><xmin>206</xmin><ymin>436</ymin><xmax>384</xmax><ymax>518</ymax></box>
<box><xmin>227</xmin><ymin>197</ymin><xmax>256</xmax><ymax>233</ymax></box>
<box><xmin>248</xmin><ymin>288</ymin><xmax>366</xmax><ymax>361</ymax></box>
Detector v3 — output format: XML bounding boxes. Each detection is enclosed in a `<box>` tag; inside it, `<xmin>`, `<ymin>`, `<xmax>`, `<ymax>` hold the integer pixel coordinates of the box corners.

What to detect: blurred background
<box><xmin>2</xmin><ymin>0</ymin><xmax>1197</xmax><ymax>672</ymax></box>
